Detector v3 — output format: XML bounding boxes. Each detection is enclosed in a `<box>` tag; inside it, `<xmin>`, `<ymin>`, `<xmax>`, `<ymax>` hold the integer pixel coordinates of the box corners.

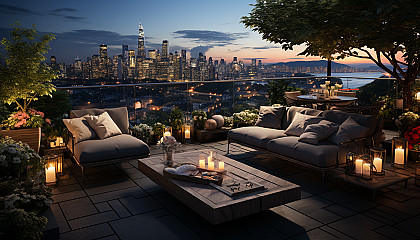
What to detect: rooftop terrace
<box><xmin>50</xmin><ymin>129</ymin><xmax>420</xmax><ymax>240</ymax></box>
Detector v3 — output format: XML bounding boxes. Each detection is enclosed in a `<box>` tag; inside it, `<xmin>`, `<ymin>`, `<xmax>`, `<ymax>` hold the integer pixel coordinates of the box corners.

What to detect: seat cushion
<box><xmin>70</xmin><ymin>107</ymin><xmax>129</xmax><ymax>134</ymax></box>
<box><xmin>267</xmin><ymin>136</ymin><xmax>340</xmax><ymax>168</ymax></box>
<box><xmin>255</xmin><ymin>106</ymin><xmax>286</xmax><ymax>129</ymax></box>
<box><xmin>73</xmin><ymin>134</ymin><xmax>150</xmax><ymax>164</ymax></box>
<box><xmin>228</xmin><ymin>126</ymin><xmax>287</xmax><ymax>149</ymax></box>
<box><xmin>282</xmin><ymin>106</ymin><xmax>323</xmax><ymax>130</ymax></box>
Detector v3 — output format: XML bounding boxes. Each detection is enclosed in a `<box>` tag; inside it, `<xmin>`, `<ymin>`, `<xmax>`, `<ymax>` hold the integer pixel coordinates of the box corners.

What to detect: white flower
<box><xmin>8</xmin><ymin>147</ymin><xmax>16</xmax><ymax>154</ymax></box>
<box><xmin>12</xmin><ymin>157</ymin><xmax>21</xmax><ymax>164</ymax></box>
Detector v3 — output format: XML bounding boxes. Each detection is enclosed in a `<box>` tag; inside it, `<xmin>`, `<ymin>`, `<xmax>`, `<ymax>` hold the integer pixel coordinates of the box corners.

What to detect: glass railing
<box><xmin>53</xmin><ymin>76</ymin><xmax>396</xmax><ymax>126</ymax></box>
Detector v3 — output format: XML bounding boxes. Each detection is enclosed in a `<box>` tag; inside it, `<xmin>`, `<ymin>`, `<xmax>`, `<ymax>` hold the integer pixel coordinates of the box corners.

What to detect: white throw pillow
<box><xmin>85</xmin><ymin>112</ymin><xmax>122</xmax><ymax>139</ymax></box>
<box><xmin>63</xmin><ymin>117</ymin><xmax>98</xmax><ymax>144</ymax></box>
<box><xmin>284</xmin><ymin>112</ymin><xmax>322</xmax><ymax>136</ymax></box>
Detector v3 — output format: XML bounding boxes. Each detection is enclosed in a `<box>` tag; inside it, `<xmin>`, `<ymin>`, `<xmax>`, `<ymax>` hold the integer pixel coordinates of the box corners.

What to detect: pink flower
<box><xmin>45</xmin><ymin>118</ymin><xmax>51</xmax><ymax>124</ymax></box>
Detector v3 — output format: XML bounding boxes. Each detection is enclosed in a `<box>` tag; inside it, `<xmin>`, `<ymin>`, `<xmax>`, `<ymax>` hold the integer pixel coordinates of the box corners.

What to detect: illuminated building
<box><xmin>137</xmin><ymin>24</ymin><xmax>146</xmax><ymax>60</ymax></box>
<box><xmin>162</xmin><ymin>40</ymin><xmax>168</xmax><ymax>59</ymax></box>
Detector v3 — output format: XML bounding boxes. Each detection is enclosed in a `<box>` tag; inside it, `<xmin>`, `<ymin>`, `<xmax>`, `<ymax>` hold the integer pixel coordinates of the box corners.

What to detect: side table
<box><xmin>334</xmin><ymin>169</ymin><xmax>410</xmax><ymax>200</ymax></box>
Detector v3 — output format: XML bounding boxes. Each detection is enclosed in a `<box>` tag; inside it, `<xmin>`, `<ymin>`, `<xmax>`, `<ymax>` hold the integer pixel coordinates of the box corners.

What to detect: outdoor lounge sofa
<box><xmin>228</xmin><ymin>106</ymin><xmax>382</xmax><ymax>184</ymax></box>
<box><xmin>64</xmin><ymin>107</ymin><xmax>150</xmax><ymax>181</ymax></box>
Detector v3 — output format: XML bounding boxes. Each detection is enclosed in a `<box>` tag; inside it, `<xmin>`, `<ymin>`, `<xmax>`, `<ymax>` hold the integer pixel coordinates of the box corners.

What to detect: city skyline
<box><xmin>0</xmin><ymin>0</ymin><xmax>380</xmax><ymax>66</ymax></box>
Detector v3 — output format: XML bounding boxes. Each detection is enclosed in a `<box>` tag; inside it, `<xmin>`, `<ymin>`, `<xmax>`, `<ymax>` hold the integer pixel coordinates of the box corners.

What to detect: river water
<box><xmin>310</xmin><ymin>72</ymin><xmax>389</xmax><ymax>89</ymax></box>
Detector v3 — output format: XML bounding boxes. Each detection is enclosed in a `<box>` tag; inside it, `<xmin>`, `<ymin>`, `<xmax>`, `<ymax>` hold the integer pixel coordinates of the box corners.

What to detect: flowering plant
<box><xmin>0</xmin><ymin>137</ymin><xmax>45</xmax><ymax>180</ymax></box>
<box><xmin>1</xmin><ymin>109</ymin><xmax>51</xmax><ymax>130</ymax></box>
<box><xmin>157</xmin><ymin>136</ymin><xmax>181</xmax><ymax>149</ymax></box>
<box><xmin>152</xmin><ymin>122</ymin><xmax>165</xmax><ymax>139</ymax></box>
<box><xmin>396</xmin><ymin>112</ymin><xmax>419</xmax><ymax>134</ymax></box>
<box><xmin>131</xmin><ymin>124</ymin><xmax>154</xmax><ymax>143</ymax></box>
<box><xmin>404</xmin><ymin>126</ymin><xmax>420</xmax><ymax>150</ymax></box>
<box><xmin>192</xmin><ymin>111</ymin><xmax>207</xmax><ymax>123</ymax></box>
<box><xmin>233</xmin><ymin>109</ymin><xmax>259</xmax><ymax>127</ymax></box>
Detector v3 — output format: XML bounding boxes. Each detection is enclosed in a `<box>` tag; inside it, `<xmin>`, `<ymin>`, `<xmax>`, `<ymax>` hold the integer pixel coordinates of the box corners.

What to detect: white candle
<box><xmin>325</xmin><ymin>81</ymin><xmax>330</xmax><ymax>85</ymax></box>
<box><xmin>373</xmin><ymin>158</ymin><xmax>382</xmax><ymax>172</ymax></box>
<box><xmin>208</xmin><ymin>161</ymin><xmax>214</xmax><ymax>170</ymax></box>
<box><xmin>57</xmin><ymin>137</ymin><xmax>63</xmax><ymax>144</ymax></box>
<box><xmin>395</xmin><ymin>148</ymin><xmax>405</xmax><ymax>164</ymax></box>
<box><xmin>45</xmin><ymin>164</ymin><xmax>56</xmax><ymax>183</ymax></box>
<box><xmin>218</xmin><ymin>161</ymin><xmax>224</xmax><ymax>171</ymax></box>
<box><xmin>50</xmin><ymin>142</ymin><xmax>55</xmax><ymax>148</ymax></box>
<box><xmin>355</xmin><ymin>159</ymin><xmax>363</xmax><ymax>175</ymax></box>
<box><xmin>185</xmin><ymin>130</ymin><xmax>190</xmax><ymax>139</ymax></box>
<box><xmin>163</xmin><ymin>131</ymin><xmax>171</xmax><ymax>137</ymax></box>
<box><xmin>199</xmin><ymin>159</ymin><xmax>205</xmax><ymax>169</ymax></box>
<box><xmin>363</xmin><ymin>163</ymin><xmax>371</xmax><ymax>178</ymax></box>
<box><xmin>57</xmin><ymin>159</ymin><xmax>62</xmax><ymax>173</ymax></box>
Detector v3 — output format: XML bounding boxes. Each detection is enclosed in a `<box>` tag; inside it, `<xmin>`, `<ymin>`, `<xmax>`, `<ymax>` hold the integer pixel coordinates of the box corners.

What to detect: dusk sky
<box><xmin>0</xmin><ymin>0</ymin><xmax>373</xmax><ymax>65</ymax></box>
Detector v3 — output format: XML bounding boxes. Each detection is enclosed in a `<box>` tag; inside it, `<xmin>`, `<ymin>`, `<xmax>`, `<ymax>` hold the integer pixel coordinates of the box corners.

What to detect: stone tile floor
<box><xmin>51</xmin><ymin>140</ymin><xmax>420</xmax><ymax>240</ymax></box>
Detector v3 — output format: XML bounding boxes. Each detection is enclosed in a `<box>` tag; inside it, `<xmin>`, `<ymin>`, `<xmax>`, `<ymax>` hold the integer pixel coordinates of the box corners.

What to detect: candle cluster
<box><xmin>198</xmin><ymin>151</ymin><xmax>224</xmax><ymax>171</ymax></box>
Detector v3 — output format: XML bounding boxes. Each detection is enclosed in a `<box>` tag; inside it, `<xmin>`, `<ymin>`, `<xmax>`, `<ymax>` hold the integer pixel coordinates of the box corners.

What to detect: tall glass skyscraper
<box><xmin>162</xmin><ymin>40</ymin><xmax>168</xmax><ymax>58</ymax></box>
<box><xmin>138</xmin><ymin>23</ymin><xmax>146</xmax><ymax>60</ymax></box>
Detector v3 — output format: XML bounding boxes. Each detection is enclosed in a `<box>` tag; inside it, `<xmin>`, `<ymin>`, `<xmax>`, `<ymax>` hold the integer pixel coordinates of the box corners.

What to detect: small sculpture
<box><xmin>212</xmin><ymin>115</ymin><xmax>224</xmax><ymax>129</ymax></box>
<box><xmin>204</xmin><ymin>119</ymin><xmax>218</xmax><ymax>130</ymax></box>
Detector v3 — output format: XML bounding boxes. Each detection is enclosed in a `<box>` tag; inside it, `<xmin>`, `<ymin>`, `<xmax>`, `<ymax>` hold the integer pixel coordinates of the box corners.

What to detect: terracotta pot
<box><xmin>0</xmin><ymin>127</ymin><xmax>41</xmax><ymax>153</ymax></box>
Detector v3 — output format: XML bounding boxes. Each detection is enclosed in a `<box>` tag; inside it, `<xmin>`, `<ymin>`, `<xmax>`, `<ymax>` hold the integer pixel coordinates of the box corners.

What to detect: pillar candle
<box><xmin>355</xmin><ymin>159</ymin><xmax>363</xmax><ymax>175</ymax></box>
<box><xmin>395</xmin><ymin>148</ymin><xmax>405</xmax><ymax>164</ymax></box>
<box><xmin>208</xmin><ymin>161</ymin><xmax>214</xmax><ymax>170</ymax></box>
<box><xmin>218</xmin><ymin>161</ymin><xmax>224</xmax><ymax>171</ymax></box>
<box><xmin>163</xmin><ymin>131</ymin><xmax>171</xmax><ymax>137</ymax></box>
<box><xmin>45</xmin><ymin>165</ymin><xmax>56</xmax><ymax>183</ymax></box>
<box><xmin>199</xmin><ymin>159</ymin><xmax>205</xmax><ymax>169</ymax></box>
<box><xmin>373</xmin><ymin>158</ymin><xmax>382</xmax><ymax>172</ymax></box>
<box><xmin>185</xmin><ymin>130</ymin><xmax>190</xmax><ymax>139</ymax></box>
<box><xmin>50</xmin><ymin>142</ymin><xmax>55</xmax><ymax>148</ymax></box>
<box><xmin>363</xmin><ymin>163</ymin><xmax>371</xmax><ymax>178</ymax></box>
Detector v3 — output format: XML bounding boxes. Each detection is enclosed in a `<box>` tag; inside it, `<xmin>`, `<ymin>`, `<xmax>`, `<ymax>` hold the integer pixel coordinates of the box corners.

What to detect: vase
<box><xmin>0</xmin><ymin>127</ymin><xmax>41</xmax><ymax>153</ymax></box>
<box><xmin>163</xmin><ymin>148</ymin><xmax>175</xmax><ymax>166</ymax></box>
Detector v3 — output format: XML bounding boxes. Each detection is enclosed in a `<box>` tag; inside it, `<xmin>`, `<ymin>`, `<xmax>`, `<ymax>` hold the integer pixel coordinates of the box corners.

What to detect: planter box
<box><xmin>194</xmin><ymin>127</ymin><xmax>231</xmax><ymax>143</ymax></box>
<box><xmin>0</xmin><ymin>127</ymin><xmax>41</xmax><ymax>153</ymax></box>
<box><xmin>41</xmin><ymin>207</ymin><xmax>59</xmax><ymax>240</ymax></box>
<box><xmin>409</xmin><ymin>149</ymin><xmax>420</xmax><ymax>162</ymax></box>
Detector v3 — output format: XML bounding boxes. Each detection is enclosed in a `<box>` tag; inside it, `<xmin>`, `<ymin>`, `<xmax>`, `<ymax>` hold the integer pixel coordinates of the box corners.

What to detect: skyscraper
<box><xmin>137</xmin><ymin>23</ymin><xmax>146</xmax><ymax>60</ymax></box>
<box><xmin>99</xmin><ymin>44</ymin><xmax>108</xmax><ymax>78</ymax></box>
<box><xmin>122</xmin><ymin>45</ymin><xmax>128</xmax><ymax>58</ymax></box>
<box><xmin>162</xmin><ymin>40</ymin><xmax>168</xmax><ymax>58</ymax></box>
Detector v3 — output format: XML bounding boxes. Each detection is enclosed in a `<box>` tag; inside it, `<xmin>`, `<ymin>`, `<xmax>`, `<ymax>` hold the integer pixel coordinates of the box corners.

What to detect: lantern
<box><xmin>345</xmin><ymin>152</ymin><xmax>356</xmax><ymax>175</ymax></box>
<box><xmin>359</xmin><ymin>154</ymin><xmax>373</xmax><ymax>180</ymax></box>
<box><xmin>45</xmin><ymin>154</ymin><xmax>58</xmax><ymax>186</ymax></box>
<box><xmin>183</xmin><ymin>123</ymin><xmax>192</xmax><ymax>144</ymax></box>
<box><xmin>163</xmin><ymin>126</ymin><xmax>172</xmax><ymax>137</ymax></box>
<box><xmin>370</xmin><ymin>148</ymin><xmax>385</xmax><ymax>175</ymax></box>
<box><xmin>392</xmin><ymin>137</ymin><xmax>408</xmax><ymax>167</ymax></box>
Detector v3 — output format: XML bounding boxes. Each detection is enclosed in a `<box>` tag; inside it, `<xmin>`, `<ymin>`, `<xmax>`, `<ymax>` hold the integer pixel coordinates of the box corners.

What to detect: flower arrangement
<box><xmin>223</xmin><ymin>116</ymin><xmax>234</xmax><ymax>127</ymax></box>
<box><xmin>404</xmin><ymin>126</ymin><xmax>420</xmax><ymax>150</ymax></box>
<box><xmin>0</xmin><ymin>137</ymin><xmax>45</xmax><ymax>180</ymax></box>
<box><xmin>396</xmin><ymin>112</ymin><xmax>419</xmax><ymax>134</ymax></box>
<box><xmin>158</xmin><ymin>136</ymin><xmax>181</xmax><ymax>149</ymax></box>
<box><xmin>320</xmin><ymin>81</ymin><xmax>342</xmax><ymax>98</ymax></box>
<box><xmin>131</xmin><ymin>124</ymin><xmax>154</xmax><ymax>143</ymax></box>
<box><xmin>233</xmin><ymin>109</ymin><xmax>259</xmax><ymax>127</ymax></box>
<box><xmin>1</xmin><ymin>109</ymin><xmax>51</xmax><ymax>130</ymax></box>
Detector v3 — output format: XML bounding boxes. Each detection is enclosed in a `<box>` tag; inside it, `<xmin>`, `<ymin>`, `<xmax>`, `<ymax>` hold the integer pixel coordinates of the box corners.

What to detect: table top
<box><xmin>298</xmin><ymin>94</ymin><xmax>357</xmax><ymax>102</ymax></box>
<box><xmin>334</xmin><ymin>169</ymin><xmax>410</xmax><ymax>190</ymax></box>
<box><xmin>137</xmin><ymin>149</ymin><xmax>301</xmax><ymax>224</ymax></box>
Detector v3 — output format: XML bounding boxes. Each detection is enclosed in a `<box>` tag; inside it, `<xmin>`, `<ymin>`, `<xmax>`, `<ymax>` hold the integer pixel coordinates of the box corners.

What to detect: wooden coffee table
<box><xmin>138</xmin><ymin>150</ymin><xmax>301</xmax><ymax>225</ymax></box>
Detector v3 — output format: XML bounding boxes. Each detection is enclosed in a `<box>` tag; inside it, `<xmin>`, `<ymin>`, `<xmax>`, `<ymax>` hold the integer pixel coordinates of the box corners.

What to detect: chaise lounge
<box><xmin>228</xmin><ymin>106</ymin><xmax>382</xmax><ymax>183</ymax></box>
<box><xmin>63</xmin><ymin>107</ymin><xmax>150</xmax><ymax>182</ymax></box>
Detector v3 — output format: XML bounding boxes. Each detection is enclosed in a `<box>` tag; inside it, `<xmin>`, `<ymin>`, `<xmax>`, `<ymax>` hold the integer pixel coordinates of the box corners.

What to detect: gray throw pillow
<box><xmin>255</xmin><ymin>106</ymin><xmax>285</xmax><ymax>129</ymax></box>
<box><xmin>299</xmin><ymin>120</ymin><xmax>339</xmax><ymax>145</ymax></box>
<box><xmin>284</xmin><ymin>112</ymin><xmax>323</xmax><ymax>136</ymax></box>
<box><xmin>63</xmin><ymin>117</ymin><xmax>98</xmax><ymax>144</ymax></box>
<box><xmin>85</xmin><ymin>112</ymin><xmax>122</xmax><ymax>139</ymax></box>
<box><xmin>329</xmin><ymin>116</ymin><xmax>369</xmax><ymax>145</ymax></box>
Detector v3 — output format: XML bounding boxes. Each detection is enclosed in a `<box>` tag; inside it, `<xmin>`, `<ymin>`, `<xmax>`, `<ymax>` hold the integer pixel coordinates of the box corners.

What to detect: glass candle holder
<box><xmin>45</xmin><ymin>154</ymin><xmax>58</xmax><ymax>186</ymax></box>
<box><xmin>163</xmin><ymin>126</ymin><xmax>172</xmax><ymax>137</ymax></box>
<box><xmin>345</xmin><ymin>152</ymin><xmax>356</xmax><ymax>175</ymax></box>
<box><xmin>370</xmin><ymin>147</ymin><xmax>385</xmax><ymax>175</ymax></box>
<box><xmin>359</xmin><ymin>154</ymin><xmax>372</xmax><ymax>180</ymax></box>
<box><xmin>392</xmin><ymin>137</ymin><xmax>408</xmax><ymax>168</ymax></box>
<box><xmin>183</xmin><ymin>123</ymin><xmax>191</xmax><ymax>143</ymax></box>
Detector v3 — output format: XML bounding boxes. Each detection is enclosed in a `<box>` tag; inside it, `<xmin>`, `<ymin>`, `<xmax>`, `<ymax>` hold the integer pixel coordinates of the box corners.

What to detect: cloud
<box><xmin>173</xmin><ymin>30</ymin><xmax>248</xmax><ymax>46</ymax></box>
<box><xmin>0</xmin><ymin>3</ymin><xmax>42</xmax><ymax>15</ymax></box>
<box><xmin>53</xmin><ymin>8</ymin><xmax>79</xmax><ymax>13</ymax></box>
<box><xmin>241</xmin><ymin>57</ymin><xmax>268</xmax><ymax>60</ymax></box>
<box><xmin>242</xmin><ymin>45</ymin><xmax>282</xmax><ymax>50</ymax></box>
<box><xmin>190</xmin><ymin>46</ymin><xmax>214</xmax><ymax>58</ymax></box>
<box><xmin>48</xmin><ymin>8</ymin><xmax>85</xmax><ymax>22</ymax></box>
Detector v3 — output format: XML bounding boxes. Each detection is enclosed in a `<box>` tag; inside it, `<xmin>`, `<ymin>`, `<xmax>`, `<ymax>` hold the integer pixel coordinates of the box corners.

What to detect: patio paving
<box><xmin>50</xmin><ymin>140</ymin><xmax>420</xmax><ymax>240</ymax></box>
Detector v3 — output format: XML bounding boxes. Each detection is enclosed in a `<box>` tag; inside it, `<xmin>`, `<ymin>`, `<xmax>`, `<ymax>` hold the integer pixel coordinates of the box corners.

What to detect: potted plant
<box><xmin>192</xmin><ymin>111</ymin><xmax>207</xmax><ymax>130</ymax></box>
<box><xmin>169</xmin><ymin>108</ymin><xmax>184</xmax><ymax>142</ymax></box>
<box><xmin>0</xmin><ymin>24</ymin><xmax>56</xmax><ymax>152</ymax></box>
<box><xmin>131</xmin><ymin>123</ymin><xmax>154</xmax><ymax>144</ymax></box>
<box><xmin>152</xmin><ymin>122</ymin><xmax>165</xmax><ymax>144</ymax></box>
<box><xmin>232</xmin><ymin>109</ymin><xmax>259</xmax><ymax>128</ymax></box>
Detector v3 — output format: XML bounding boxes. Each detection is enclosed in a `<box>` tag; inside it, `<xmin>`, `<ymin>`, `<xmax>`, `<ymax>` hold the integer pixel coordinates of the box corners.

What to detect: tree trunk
<box><xmin>327</xmin><ymin>60</ymin><xmax>331</xmax><ymax>77</ymax></box>
<box><xmin>400</xmin><ymin>77</ymin><xmax>414</xmax><ymax>110</ymax></box>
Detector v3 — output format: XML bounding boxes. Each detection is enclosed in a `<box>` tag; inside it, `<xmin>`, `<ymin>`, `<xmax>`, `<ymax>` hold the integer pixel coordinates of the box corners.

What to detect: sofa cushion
<box><xmin>63</xmin><ymin>117</ymin><xmax>98</xmax><ymax>144</ymax></box>
<box><xmin>73</xmin><ymin>134</ymin><xmax>150</xmax><ymax>164</ymax></box>
<box><xmin>255</xmin><ymin>106</ymin><xmax>286</xmax><ymax>129</ymax></box>
<box><xmin>85</xmin><ymin>112</ymin><xmax>122</xmax><ymax>139</ymax></box>
<box><xmin>284</xmin><ymin>112</ymin><xmax>323</xmax><ymax>136</ymax></box>
<box><xmin>299</xmin><ymin>120</ymin><xmax>339</xmax><ymax>145</ymax></box>
<box><xmin>329</xmin><ymin>116</ymin><xmax>369</xmax><ymax>145</ymax></box>
<box><xmin>267</xmin><ymin>137</ymin><xmax>340</xmax><ymax>168</ymax></box>
<box><xmin>228</xmin><ymin>126</ymin><xmax>287</xmax><ymax>149</ymax></box>
<box><xmin>282</xmin><ymin>106</ymin><xmax>323</xmax><ymax>130</ymax></box>
<box><xmin>70</xmin><ymin>107</ymin><xmax>129</xmax><ymax>134</ymax></box>
<box><xmin>322</xmin><ymin>110</ymin><xmax>376</xmax><ymax>137</ymax></box>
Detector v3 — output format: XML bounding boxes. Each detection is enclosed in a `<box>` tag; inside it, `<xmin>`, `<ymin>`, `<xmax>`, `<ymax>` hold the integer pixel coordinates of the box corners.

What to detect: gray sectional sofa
<box><xmin>228</xmin><ymin>106</ymin><xmax>381</xmax><ymax>183</ymax></box>
<box><xmin>65</xmin><ymin>107</ymin><xmax>150</xmax><ymax>181</ymax></box>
